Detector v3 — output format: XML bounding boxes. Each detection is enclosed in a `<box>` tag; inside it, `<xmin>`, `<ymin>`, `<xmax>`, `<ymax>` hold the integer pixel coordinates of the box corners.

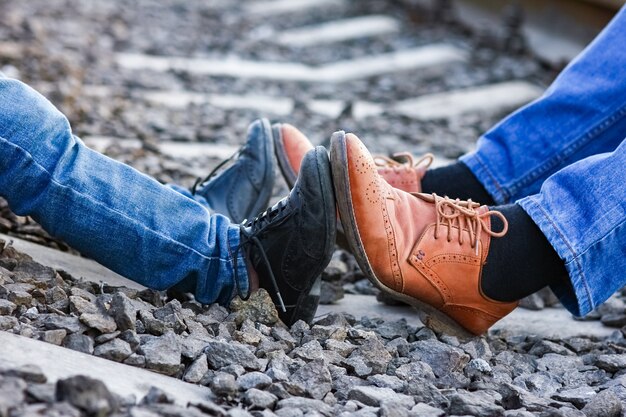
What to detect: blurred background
<box><xmin>0</xmin><ymin>0</ymin><xmax>622</xmax><ymax>251</ymax></box>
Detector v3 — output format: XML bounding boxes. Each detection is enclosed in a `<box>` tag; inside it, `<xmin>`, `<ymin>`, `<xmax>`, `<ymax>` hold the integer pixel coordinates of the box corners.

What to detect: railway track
<box><xmin>0</xmin><ymin>1</ymin><xmax>625</xmax><ymax>415</ymax></box>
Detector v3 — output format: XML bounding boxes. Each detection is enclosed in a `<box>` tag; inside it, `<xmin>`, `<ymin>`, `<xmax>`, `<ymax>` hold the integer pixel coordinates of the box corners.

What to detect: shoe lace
<box><xmin>231</xmin><ymin>197</ymin><xmax>293</xmax><ymax>313</ymax></box>
<box><xmin>374</xmin><ymin>152</ymin><xmax>434</xmax><ymax>173</ymax></box>
<box><xmin>190</xmin><ymin>146</ymin><xmax>245</xmax><ymax>195</ymax></box>
<box><xmin>431</xmin><ymin>193</ymin><xmax>508</xmax><ymax>255</ymax></box>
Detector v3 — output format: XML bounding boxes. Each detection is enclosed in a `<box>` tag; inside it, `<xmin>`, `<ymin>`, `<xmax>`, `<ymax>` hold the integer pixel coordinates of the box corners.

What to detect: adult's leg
<box><xmin>517</xmin><ymin>139</ymin><xmax>626</xmax><ymax>316</ymax></box>
<box><xmin>454</xmin><ymin>6</ymin><xmax>626</xmax><ymax>204</ymax></box>
<box><xmin>0</xmin><ymin>76</ymin><xmax>248</xmax><ymax>305</ymax></box>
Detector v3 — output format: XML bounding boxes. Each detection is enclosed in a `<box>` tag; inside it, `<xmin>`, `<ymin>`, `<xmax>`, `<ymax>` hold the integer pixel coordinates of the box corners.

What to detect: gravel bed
<box><xmin>1</xmin><ymin>239</ymin><xmax>626</xmax><ymax>416</ymax></box>
<box><xmin>1</xmin><ymin>0</ymin><xmax>626</xmax><ymax>415</ymax></box>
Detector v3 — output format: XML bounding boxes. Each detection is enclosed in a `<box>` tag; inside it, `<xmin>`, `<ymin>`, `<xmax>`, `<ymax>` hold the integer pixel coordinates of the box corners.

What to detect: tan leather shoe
<box><xmin>273</xmin><ymin>123</ymin><xmax>434</xmax><ymax>193</ymax></box>
<box><xmin>330</xmin><ymin>131</ymin><xmax>518</xmax><ymax>336</ymax></box>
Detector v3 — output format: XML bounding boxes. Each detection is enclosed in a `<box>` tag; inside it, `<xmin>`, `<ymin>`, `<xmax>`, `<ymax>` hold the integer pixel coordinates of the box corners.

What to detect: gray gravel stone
<box><xmin>448</xmin><ymin>390</ymin><xmax>504</xmax><ymax>417</ymax></box>
<box><xmin>55</xmin><ymin>375</ymin><xmax>118</xmax><ymax>416</ymax></box>
<box><xmin>348</xmin><ymin>386</ymin><xmax>415</xmax><ymax>409</ymax></box>
<box><xmin>410</xmin><ymin>403</ymin><xmax>445</xmax><ymax>417</ymax></box>
<box><xmin>276</xmin><ymin>398</ymin><xmax>333</xmax><ymax>416</ymax></box>
<box><xmin>594</xmin><ymin>354</ymin><xmax>626</xmax><ymax>373</ymax></box>
<box><xmin>582</xmin><ymin>389</ymin><xmax>622</xmax><ymax>417</ymax></box>
<box><xmin>498</xmin><ymin>383</ymin><xmax>552</xmax><ymax>412</ymax></box>
<box><xmin>395</xmin><ymin>361</ymin><xmax>436</xmax><ymax>383</ymax></box>
<box><xmin>139</xmin><ymin>310</ymin><xmax>166</xmax><ymax>336</ymax></box>
<box><xmin>552</xmin><ymin>385</ymin><xmax>596</xmax><ymax>408</ymax></box>
<box><xmin>344</xmin><ymin>335</ymin><xmax>391</xmax><ymax>376</ymax></box>
<box><xmin>464</xmin><ymin>358</ymin><xmax>492</xmax><ymax>379</ymax></box>
<box><xmin>8</xmin><ymin>289</ymin><xmax>32</xmax><ymax>305</ymax></box>
<box><xmin>139</xmin><ymin>331</ymin><xmax>182</xmax><ymax>376</ymax></box>
<box><xmin>94</xmin><ymin>331</ymin><xmax>121</xmax><ymax>345</ymax></box>
<box><xmin>3</xmin><ymin>364</ymin><xmax>47</xmax><ymax>383</ymax></box>
<box><xmin>238</xmin><ymin>371</ymin><xmax>272</xmax><ymax>391</ymax></box>
<box><xmin>379</xmin><ymin>402</ymin><xmax>409</xmax><ymax>417</ymax></box>
<box><xmin>180</xmin><ymin>335</ymin><xmax>212</xmax><ymax>360</ymax></box>
<box><xmin>94</xmin><ymin>338</ymin><xmax>133</xmax><ymax>362</ymax></box>
<box><xmin>528</xmin><ymin>340</ymin><xmax>573</xmax><ymax>357</ymax></box>
<box><xmin>0</xmin><ymin>315</ymin><xmax>18</xmax><ymax>331</ymax></box>
<box><xmin>291</xmin><ymin>340</ymin><xmax>324</xmax><ymax>361</ymax></box>
<box><xmin>227</xmin><ymin>408</ymin><xmax>255</xmax><ymax>417</ymax></box>
<box><xmin>243</xmin><ymin>388</ymin><xmax>278</xmax><ymax>410</ymax></box>
<box><xmin>41</xmin><ymin>329</ymin><xmax>67</xmax><ymax>345</ymax></box>
<box><xmin>0</xmin><ymin>298</ymin><xmax>16</xmax><ymax>315</ymax></box>
<box><xmin>325</xmin><ymin>339</ymin><xmax>356</xmax><ymax>357</ymax></box>
<box><xmin>289</xmin><ymin>359</ymin><xmax>332</xmax><ymax>400</ymax></box>
<box><xmin>62</xmin><ymin>333</ymin><xmax>94</xmax><ymax>354</ymax></box>
<box><xmin>229</xmin><ymin>289</ymin><xmax>280</xmax><ymax>326</ymax></box>
<box><xmin>110</xmin><ymin>292</ymin><xmax>137</xmax><ymax>331</ymax></box>
<box><xmin>514</xmin><ymin>371</ymin><xmax>562</xmax><ymax>397</ymax></box>
<box><xmin>183</xmin><ymin>354</ymin><xmax>208</xmax><ymax>384</ymax></box>
<box><xmin>69</xmin><ymin>296</ymin><xmax>97</xmax><ymax>315</ymax></box>
<box><xmin>204</xmin><ymin>340</ymin><xmax>261</xmax><ymax>371</ymax></box>
<box><xmin>123</xmin><ymin>353</ymin><xmax>146</xmax><ymax>368</ymax></box>
<box><xmin>211</xmin><ymin>372</ymin><xmax>238</xmax><ymax>397</ymax></box>
<box><xmin>119</xmin><ymin>329</ymin><xmax>140</xmax><ymax>351</ymax></box>
<box><xmin>409</xmin><ymin>339</ymin><xmax>469</xmax><ymax>377</ymax></box>
<box><xmin>366</xmin><ymin>374</ymin><xmax>406</xmax><ymax>392</ymax></box>
<box><xmin>43</xmin><ymin>315</ymin><xmax>86</xmax><ymax>334</ymax></box>
<box><xmin>140</xmin><ymin>386</ymin><xmax>175</xmax><ymax>405</ymax></box>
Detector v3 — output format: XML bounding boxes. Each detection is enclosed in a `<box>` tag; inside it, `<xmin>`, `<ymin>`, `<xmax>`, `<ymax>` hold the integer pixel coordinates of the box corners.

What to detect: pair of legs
<box><xmin>327</xmin><ymin>6</ymin><xmax>626</xmax><ymax>334</ymax></box>
<box><xmin>449</xmin><ymin>5</ymin><xmax>626</xmax><ymax>317</ymax></box>
<box><xmin>0</xmin><ymin>75</ymin><xmax>336</xmax><ymax>326</ymax></box>
<box><xmin>0</xmin><ymin>6</ymin><xmax>624</xmax><ymax>333</ymax></box>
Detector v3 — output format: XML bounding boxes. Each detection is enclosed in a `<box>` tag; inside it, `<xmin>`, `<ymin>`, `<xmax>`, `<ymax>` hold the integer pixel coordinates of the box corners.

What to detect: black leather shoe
<box><xmin>236</xmin><ymin>147</ymin><xmax>336</xmax><ymax>325</ymax></box>
<box><xmin>192</xmin><ymin>119</ymin><xmax>275</xmax><ymax>224</ymax></box>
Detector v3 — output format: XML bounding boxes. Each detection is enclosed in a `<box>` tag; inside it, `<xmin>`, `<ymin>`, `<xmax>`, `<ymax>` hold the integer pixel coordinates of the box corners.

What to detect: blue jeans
<box><xmin>462</xmin><ymin>6</ymin><xmax>626</xmax><ymax>316</ymax></box>
<box><xmin>0</xmin><ymin>75</ymin><xmax>249</xmax><ymax>305</ymax></box>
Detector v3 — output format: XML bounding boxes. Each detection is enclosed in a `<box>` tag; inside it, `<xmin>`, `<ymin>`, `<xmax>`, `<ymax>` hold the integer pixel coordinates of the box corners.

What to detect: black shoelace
<box><xmin>232</xmin><ymin>197</ymin><xmax>293</xmax><ymax>313</ymax></box>
<box><xmin>190</xmin><ymin>146</ymin><xmax>245</xmax><ymax>195</ymax></box>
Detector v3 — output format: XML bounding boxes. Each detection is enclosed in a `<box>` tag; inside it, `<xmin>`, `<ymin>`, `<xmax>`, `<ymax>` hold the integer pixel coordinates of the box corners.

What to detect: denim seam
<box><xmin>530</xmin><ymin>200</ymin><xmax>594</xmax><ymax>310</ymax></box>
<box><xmin>2</xmin><ymin>136</ymin><xmax>223</xmax><ymax>263</ymax></box>
<box><xmin>507</xmin><ymin>104</ymin><xmax>626</xmax><ymax>198</ymax></box>
<box><xmin>226</xmin><ymin>227</ymin><xmax>248</xmax><ymax>300</ymax></box>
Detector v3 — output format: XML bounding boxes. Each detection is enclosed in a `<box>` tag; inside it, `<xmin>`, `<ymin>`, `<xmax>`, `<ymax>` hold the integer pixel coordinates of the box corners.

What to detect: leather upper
<box><xmin>196</xmin><ymin>119</ymin><xmax>275</xmax><ymax>224</ymax></box>
<box><xmin>244</xmin><ymin>147</ymin><xmax>336</xmax><ymax>325</ymax></box>
<box><xmin>275</xmin><ymin>124</ymin><xmax>431</xmax><ymax>194</ymax></box>
<box><xmin>342</xmin><ymin>134</ymin><xmax>517</xmax><ymax>335</ymax></box>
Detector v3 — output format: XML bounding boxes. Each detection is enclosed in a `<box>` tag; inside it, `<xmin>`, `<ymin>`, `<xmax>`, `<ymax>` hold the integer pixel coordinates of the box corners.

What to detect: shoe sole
<box><xmin>248</xmin><ymin>118</ymin><xmax>277</xmax><ymax>222</ymax></box>
<box><xmin>330</xmin><ymin>132</ymin><xmax>476</xmax><ymax>339</ymax></box>
<box><xmin>272</xmin><ymin>124</ymin><xmax>298</xmax><ymax>189</ymax></box>
<box><xmin>287</xmin><ymin>146</ymin><xmax>337</xmax><ymax>325</ymax></box>
<box><xmin>272</xmin><ymin>124</ymin><xmax>353</xmax><ymax>253</ymax></box>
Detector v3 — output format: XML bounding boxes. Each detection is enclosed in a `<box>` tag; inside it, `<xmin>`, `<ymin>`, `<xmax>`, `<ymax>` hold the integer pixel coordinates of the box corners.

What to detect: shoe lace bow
<box><xmin>374</xmin><ymin>152</ymin><xmax>434</xmax><ymax>173</ymax></box>
<box><xmin>432</xmin><ymin>194</ymin><xmax>508</xmax><ymax>255</ymax></box>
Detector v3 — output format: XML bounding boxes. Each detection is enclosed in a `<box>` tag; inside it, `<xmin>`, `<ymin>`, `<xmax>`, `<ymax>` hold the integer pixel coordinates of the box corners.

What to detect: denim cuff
<box><xmin>227</xmin><ymin>224</ymin><xmax>250</xmax><ymax>300</ymax></box>
<box><xmin>517</xmin><ymin>196</ymin><xmax>593</xmax><ymax>317</ymax></box>
<box><xmin>460</xmin><ymin>152</ymin><xmax>510</xmax><ymax>205</ymax></box>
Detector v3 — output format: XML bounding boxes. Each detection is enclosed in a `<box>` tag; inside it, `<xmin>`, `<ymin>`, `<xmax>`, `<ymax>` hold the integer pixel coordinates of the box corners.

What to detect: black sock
<box><xmin>421</xmin><ymin>162</ymin><xmax>495</xmax><ymax>206</ymax></box>
<box><xmin>481</xmin><ymin>204</ymin><xmax>568</xmax><ymax>302</ymax></box>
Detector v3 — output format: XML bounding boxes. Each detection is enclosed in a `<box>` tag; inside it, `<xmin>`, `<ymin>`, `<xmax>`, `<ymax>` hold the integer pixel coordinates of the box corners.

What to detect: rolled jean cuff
<box><xmin>517</xmin><ymin>196</ymin><xmax>593</xmax><ymax>317</ymax></box>
<box><xmin>460</xmin><ymin>151</ymin><xmax>510</xmax><ymax>205</ymax></box>
<box><xmin>192</xmin><ymin>223</ymin><xmax>249</xmax><ymax>306</ymax></box>
<box><xmin>227</xmin><ymin>224</ymin><xmax>250</xmax><ymax>302</ymax></box>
